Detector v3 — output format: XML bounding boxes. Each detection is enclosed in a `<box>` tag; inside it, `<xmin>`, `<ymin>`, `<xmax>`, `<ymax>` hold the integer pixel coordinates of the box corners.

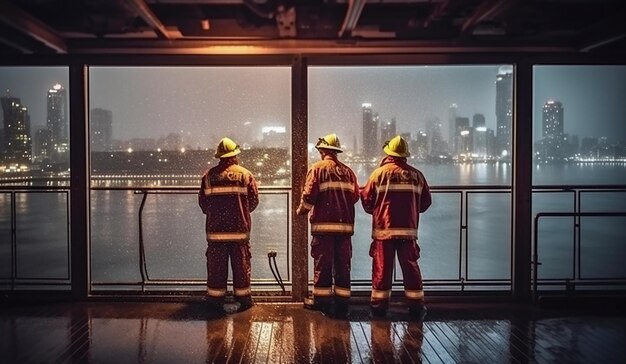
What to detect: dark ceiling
<box><xmin>1</xmin><ymin>0</ymin><xmax>625</xmax><ymax>55</ymax></box>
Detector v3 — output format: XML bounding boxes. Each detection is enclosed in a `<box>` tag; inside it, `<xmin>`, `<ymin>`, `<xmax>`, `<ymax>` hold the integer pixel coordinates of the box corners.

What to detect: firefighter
<box><xmin>296</xmin><ymin>133</ymin><xmax>360</xmax><ymax>316</ymax></box>
<box><xmin>198</xmin><ymin>137</ymin><xmax>259</xmax><ymax>313</ymax></box>
<box><xmin>361</xmin><ymin>135</ymin><xmax>432</xmax><ymax>319</ymax></box>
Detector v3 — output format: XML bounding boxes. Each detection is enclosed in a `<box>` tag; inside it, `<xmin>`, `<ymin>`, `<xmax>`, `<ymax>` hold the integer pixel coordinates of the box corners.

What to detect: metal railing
<box><xmin>89</xmin><ymin>185</ymin><xmax>516</xmax><ymax>292</ymax></box>
<box><xmin>90</xmin><ymin>185</ymin><xmax>292</xmax><ymax>292</ymax></box>
<box><xmin>531</xmin><ymin>185</ymin><xmax>626</xmax><ymax>303</ymax></box>
<box><xmin>3</xmin><ymin>183</ymin><xmax>625</xmax><ymax>296</ymax></box>
<box><xmin>0</xmin><ymin>186</ymin><xmax>71</xmax><ymax>290</ymax></box>
<box><xmin>341</xmin><ymin>185</ymin><xmax>515</xmax><ymax>290</ymax></box>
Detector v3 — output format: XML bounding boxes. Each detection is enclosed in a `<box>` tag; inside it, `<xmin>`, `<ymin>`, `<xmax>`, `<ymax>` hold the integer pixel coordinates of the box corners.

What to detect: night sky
<box><xmin>1</xmin><ymin>65</ymin><xmax>625</xmax><ymax>149</ymax></box>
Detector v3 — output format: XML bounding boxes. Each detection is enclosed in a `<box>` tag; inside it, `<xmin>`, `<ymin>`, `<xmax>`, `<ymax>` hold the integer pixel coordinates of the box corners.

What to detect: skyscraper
<box><xmin>472</xmin><ymin>113</ymin><xmax>486</xmax><ymax>128</ymax></box>
<box><xmin>91</xmin><ymin>108</ymin><xmax>113</xmax><ymax>152</ymax></box>
<box><xmin>455</xmin><ymin>117</ymin><xmax>471</xmax><ymax>156</ymax></box>
<box><xmin>495</xmin><ymin>67</ymin><xmax>513</xmax><ymax>159</ymax></box>
<box><xmin>472</xmin><ymin>113</ymin><xmax>487</xmax><ymax>158</ymax></box>
<box><xmin>541</xmin><ymin>99</ymin><xmax>565</xmax><ymax>160</ymax></box>
<box><xmin>426</xmin><ymin>117</ymin><xmax>445</xmax><ymax>156</ymax></box>
<box><xmin>47</xmin><ymin>84</ymin><xmax>68</xmax><ymax>160</ymax></box>
<box><xmin>34</xmin><ymin>128</ymin><xmax>52</xmax><ymax>162</ymax></box>
<box><xmin>362</xmin><ymin>103</ymin><xmax>378</xmax><ymax>159</ymax></box>
<box><xmin>448</xmin><ymin>103</ymin><xmax>458</xmax><ymax>154</ymax></box>
<box><xmin>542</xmin><ymin>100</ymin><xmax>564</xmax><ymax>138</ymax></box>
<box><xmin>1</xmin><ymin>95</ymin><xmax>32</xmax><ymax>166</ymax></box>
<box><xmin>381</xmin><ymin>117</ymin><xmax>397</xmax><ymax>144</ymax></box>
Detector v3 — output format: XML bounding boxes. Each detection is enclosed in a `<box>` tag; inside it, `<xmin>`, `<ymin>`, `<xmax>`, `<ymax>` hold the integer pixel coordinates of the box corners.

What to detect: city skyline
<box><xmin>1</xmin><ymin>65</ymin><xmax>625</xmax><ymax>153</ymax></box>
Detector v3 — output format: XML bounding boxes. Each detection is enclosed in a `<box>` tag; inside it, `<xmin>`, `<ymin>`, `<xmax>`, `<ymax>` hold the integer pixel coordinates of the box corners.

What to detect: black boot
<box><xmin>304</xmin><ymin>297</ymin><xmax>331</xmax><ymax>315</ymax></box>
<box><xmin>408</xmin><ymin>305</ymin><xmax>428</xmax><ymax>321</ymax></box>
<box><xmin>237</xmin><ymin>298</ymin><xmax>254</xmax><ymax>313</ymax></box>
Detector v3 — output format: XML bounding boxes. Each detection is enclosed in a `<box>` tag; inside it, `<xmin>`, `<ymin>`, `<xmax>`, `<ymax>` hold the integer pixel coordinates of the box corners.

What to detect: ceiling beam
<box><xmin>0</xmin><ymin>0</ymin><xmax>67</xmax><ymax>53</ymax></box>
<box><xmin>123</xmin><ymin>0</ymin><xmax>171</xmax><ymax>39</ymax></box>
<box><xmin>424</xmin><ymin>0</ymin><xmax>451</xmax><ymax>28</ymax></box>
<box><xmin>65</xmin><ymin>38</ymin><xmax>575</xmax><ymax>56</ymax></box>
<box><xmin>0</xmin><ymin>35</ymin><xmax>33</xmax><ymax>54</ymax></box>
<box><xmin>461</xmin><ymin>0</ymin><xmax>517</xmax><ymax>35</ymax></box>
<box><xmin>338</xmin><ymin>0</ymin><xmax>367</xmax><ymax>38</ymax></box>
<box><xmin>578</xmin><ymin>11</ymin><xmax>626</xmax><ymax>52</ymax></box>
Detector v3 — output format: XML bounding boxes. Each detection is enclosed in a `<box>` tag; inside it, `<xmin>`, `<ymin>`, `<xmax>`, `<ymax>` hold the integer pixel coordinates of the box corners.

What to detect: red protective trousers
<box><xmin>205</xmin><ymin>242</ymin><xmax>252</xmax><ymax>305</ymax></box>
<box><xmin>370</xmin><ymin>239</ymin><xmax>424</xmax><ymax>310</ymax></box>
<box><xmin>311</xmin><ymin>235</ymin><xmax>352</xmax><ymax>305</ymax></box>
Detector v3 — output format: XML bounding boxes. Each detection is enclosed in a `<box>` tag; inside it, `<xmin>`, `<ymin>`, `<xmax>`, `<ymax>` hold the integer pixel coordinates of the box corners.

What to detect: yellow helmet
<box><xmin>383</xmin><ymin>135</ymin><xmax>410</xmax><ymax>157</ymax></box>
<box><xmin>315</xmin><ymin>133</ymin><xmax>343</xmax><ymax>153</ymax></box>
<box><xmin>214</xmin><ymin>137</ymin><xmax>241</xmax><ymax>158</ymax></box>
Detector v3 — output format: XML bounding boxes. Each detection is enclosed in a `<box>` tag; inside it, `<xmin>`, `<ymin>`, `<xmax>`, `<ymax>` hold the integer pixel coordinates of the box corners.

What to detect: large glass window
<box><xmin>0</xmin><ymin>66</ymin><xmax>70</xmax><ymax>289</ymax></box>
<box><xmin>533</xmin><ymin>65</ymin><xmax>626</xmax><ymax>283</ymax></box>
<box><xmin>308</xmin><ymin>65</ymin><xmax>513</xmax><ymax>288</ymax></box>
<box><xmin>89</xmin><ymin>67</ymin><xmax>291</xmax><ymax>290</ymax></box>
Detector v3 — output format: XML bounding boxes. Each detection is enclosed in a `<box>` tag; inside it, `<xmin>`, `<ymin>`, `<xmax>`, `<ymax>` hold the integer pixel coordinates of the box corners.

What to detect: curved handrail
<box><xmin>532</xmin><ymin>211</ymin><xmax>626</xmax><ymax>303</ymax></box>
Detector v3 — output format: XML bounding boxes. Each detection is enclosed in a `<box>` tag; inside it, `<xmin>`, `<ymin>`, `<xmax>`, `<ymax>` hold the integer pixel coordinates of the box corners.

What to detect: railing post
<box><xmin>69</xmin><ymin>62</ymin><xmax>90</xmax><ymax>299</ymax></box>
<box><xmin>10</xmin><ymin>191</ymin><xmax>16</xmax><ymax>291</ymax></box>
<box><xmin>291</xmin><ymin>55</ymin><xmax>308</xmax><ymax>301</ymax></box>
<box><xmin>512</xmin><ymin>61</ymin><xmax>533</xmax><ymax>302</ymax></box>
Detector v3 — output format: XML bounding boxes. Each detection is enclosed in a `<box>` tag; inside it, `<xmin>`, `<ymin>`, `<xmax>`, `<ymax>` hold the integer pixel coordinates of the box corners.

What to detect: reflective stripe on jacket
<box><xmin>198</xmin><ymin>158</ymin><xmax>259</xmax><ymax>242</ymax></box>
<box><xmin>361</xmin><ymin>156</ymin><xmax>431</xmax><ymax>240</ymax></box>
<box><xmin>298</xmin><ymin>155</ymin><xmax>360</xmax><ymax>235</ymax></box>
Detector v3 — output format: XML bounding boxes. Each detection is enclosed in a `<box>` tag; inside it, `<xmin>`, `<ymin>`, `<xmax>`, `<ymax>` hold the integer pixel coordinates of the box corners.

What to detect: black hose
<box><xmin>267</xmin><ymin>250</ymin><xmax>285</xmax><ymax>293</ymax></box>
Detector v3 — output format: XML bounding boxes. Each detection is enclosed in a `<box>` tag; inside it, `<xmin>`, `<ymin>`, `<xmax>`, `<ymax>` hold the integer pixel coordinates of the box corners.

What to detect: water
<box><xmin>1</xmin><ymin>163</ymin><xmax>625</xmax><ymax>290</ymax></box>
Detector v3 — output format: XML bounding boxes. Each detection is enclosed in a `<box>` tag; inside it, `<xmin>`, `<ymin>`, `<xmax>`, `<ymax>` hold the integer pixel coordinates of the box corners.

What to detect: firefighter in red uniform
<box><xmin>296</xmin><ymin>134</ymin><xmax>360</xmax><ymax>316</ymax></box>
<box><xmin>361</xmin><ymin>135</ymin><xmax>432</xmax><ymax>319</ymax></box>
<box><xmin>198</xmin><ymin>137</ymin><xmax>259</xmax><ymax>313</ymax></box>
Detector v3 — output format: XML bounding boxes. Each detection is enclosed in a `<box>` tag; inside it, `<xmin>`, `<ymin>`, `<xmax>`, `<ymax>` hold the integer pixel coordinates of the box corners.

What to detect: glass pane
<box><xmin>0</xmin><ymin>193</ymin><xmax>10</xmax><ymax>280</ymax></box>
<box><xmin>533</xmin><ymin>66</ymin><xmax>626</xmax><ymax>185</ymax></box>
<box><xmin>1</xmin><ymin>66</ymin><xmax>70</xmax><ymax>288</ymax></box>
<box><xmin>353</xmin><ymin>203</ymin><xmax>372</xmax><ymax>281</ymax></box>
<box><xmin>251</xmin><ymin>192</ymin><xmax>290</xmax><ymax>281</ymax></box>
<box><xmin>89</xmin><ymin>67</ymin><xmax>291</xmax><ymax>288</ymax></box>
<box><xmin>533</xmin><ymin>65</ymin><xmax>626</xmax><ymax>285</ymax></box>
<box><xmin>309</xmin><ymin>65</ymin><xmax>513</xmax><ymax>185</ymax></box>
<box><xmin>581</xmin><ymin>191</ymin><xmax>626</xmax><ymax>213</ymax></box>
<box><xmin>309</xmin><ymin>65</ymin><xmax>512</xmax><ymax>287</ymax></box>
<box><xmin>89</xmin><ymin>67</ymin><xmax>291</xmax><ymax>187</ymax></box>
<box><xmin>418</xmin><ymin>193</ymin><xmax>462</xmax><ymax>281</ymax></box>
<box><xmin>0</xmin><ymin>67</ymin><xmax>70</xmax><ymax>183</ymax></box>
<box><xmin>580</xmin><ymin>192</ymin><xmax>626</xmax><ymax>279</ymax></box>
<box><xmin>532</xmin><ymin>192</ymin><xmax>575</xmax><ymax>279</ymax></box>
<box><xmin>580</xmin><ymin>217</ymin><xmax>626</xmax><ymax>279</ymax></box>
<box><xmin>467</xmin><ymin>193</ymin><xmax>511</xmax><ymax>280</ymax></box>
<box><xmin>15</xmin><ymin>192</ymin><xmax>69</xmax><ymax>279</ymax></box>
<box><xmin>90</xmin><ymin>190</ymin><xmax>142</xmax><ymax>283</ymax></box>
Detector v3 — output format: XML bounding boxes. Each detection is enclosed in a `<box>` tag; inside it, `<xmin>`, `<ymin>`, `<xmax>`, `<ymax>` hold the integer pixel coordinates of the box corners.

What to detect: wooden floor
<box><xmin>1</xmin><ymin>300</ymin><xmax>625</xmax><ymax>363</ymax></box>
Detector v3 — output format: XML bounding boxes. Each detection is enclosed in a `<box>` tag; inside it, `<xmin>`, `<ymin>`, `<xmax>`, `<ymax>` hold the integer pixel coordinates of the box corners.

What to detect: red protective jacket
<box><xmin>298</xmin><ymin>154</ymin><xmax>360</xmax><ymax>235</ymax></box>
<box><xmin>361</xmin><ymin>156</ymin><xmax>432</xmax><ymax>240</ymax></box>
<box><xmin>198</xmin><ymin>158</ymin><xmax>259</xmax><ymax>242</ymax></box>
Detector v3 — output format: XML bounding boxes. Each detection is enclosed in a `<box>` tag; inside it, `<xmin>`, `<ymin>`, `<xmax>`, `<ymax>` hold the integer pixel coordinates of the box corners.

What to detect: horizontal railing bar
<box><xmin>0</xmin><ymin>281</ymin><xmax>70</xmax><ymax>285</ymax></box>
<box><xmin>89</xmin><ymin>280</ymin><xmax>512</xmax><ymax>287</ymax></box>
<box><xmin>3</xmin><ymin>184</ymin><xmax>624</xmax><ymax>192</ymax></box>
<box><xmin>132</xmin><ymin>189</ymin><xmax>289</xmax><ymax>195</ymax></box>
<box><xmin>92</xmin><ymin>280</ymin><xmax>293</xmax><ymax>286</ymax></box>
<box><xmin>533</xmin><ymin>184</ymin><xmax>626</xmax><ymax>190</ymax></box>
<box><xmin>94</xmin><ymin>185</ymin><xmax>291</xmax><ymax>191</ymax></box>
<box><xmin>536</xmin><ymin>212</ymin><xmax>626</xmax><ymax>218</ymax></box>
<box><xmin>535</xmin><ymin>281</ymin><xmax>626</xmax><ymax>286</ymax></box>
<box><xmin>0</xmin><ymin>186</ymin><xmax>70</xmax><ymax>191</ymax></box>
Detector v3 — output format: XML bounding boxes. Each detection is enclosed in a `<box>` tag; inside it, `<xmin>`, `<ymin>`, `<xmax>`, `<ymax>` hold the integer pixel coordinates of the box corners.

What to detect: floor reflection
<box><xmin>1</xmin><ymin>302</ymin><xmax>625</xmax><ymax>363</ymax></box>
